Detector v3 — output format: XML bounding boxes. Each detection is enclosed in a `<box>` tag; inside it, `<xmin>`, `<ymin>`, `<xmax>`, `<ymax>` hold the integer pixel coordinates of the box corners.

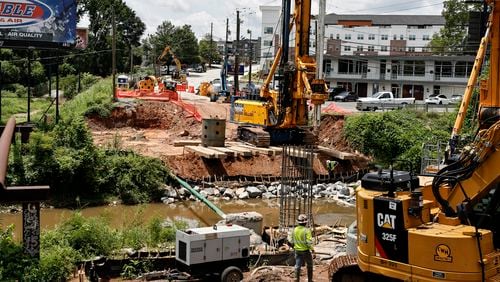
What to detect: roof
<box><xmin>325</xmin><ymin>14</ymin><xmax>445</xmax><ymax>26</ymax></box>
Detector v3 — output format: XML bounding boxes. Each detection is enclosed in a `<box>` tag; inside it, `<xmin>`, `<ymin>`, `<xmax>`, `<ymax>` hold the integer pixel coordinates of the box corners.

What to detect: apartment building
<box><xmin>324</xmin><ymin>14</ymin><xmax>473</xmax><ymax>99</ymax></box>
<box><xmin>259</xmin><ymin>5</ymin><xmax>282</xmax><ymax>72</ymax></box>
<box><xmin>259</xmin><ymin>8</ymin><xmax>473</xmax><ymax>100</ymax></box>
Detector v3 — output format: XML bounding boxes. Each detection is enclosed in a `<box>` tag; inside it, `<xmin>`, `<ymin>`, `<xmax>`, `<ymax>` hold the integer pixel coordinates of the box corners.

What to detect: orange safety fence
<box><xmin>176</xmin><ymin>84</ymin><xmax>187</xmax><ymax>92</ymax></box>
<box><xmin>321</xmin><ymin>102</ymin><xmax>352</xmax><ymax>114</ymax></box>
<box><xmin>116</xmin><ymin>88</ymin><xmax>201</xmax><ymax>122</ymax></box>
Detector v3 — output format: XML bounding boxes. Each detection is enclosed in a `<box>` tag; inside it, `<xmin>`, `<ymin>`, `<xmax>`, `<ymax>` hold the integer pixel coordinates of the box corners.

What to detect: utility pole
<box><xmin>234</xmin><ymin>10</ymin><xmax>240</xmax><ymax>96</ymax></box>
<box><xmin>222</xmin><ymin>18</ymin><xmax>229</xmax><ymax>95</ymax></box>
<box><xmin>112</xmin><ymin>7</ymin><xmax>117</xmax><ymax>101</ymax></box>
<box><xmin>247</xmin><ymin>29</ymin><xmax>252</xmax><ymax>87</ymax></box>
<box><xmin>210</xmin><ymin>22</ymin><xmax>213</xmax><ymax>68</ymax></box>
<box><xmin>316</xmin><ymin>0</ymin><xmax>325</xmax><ymax>80</ymax></box>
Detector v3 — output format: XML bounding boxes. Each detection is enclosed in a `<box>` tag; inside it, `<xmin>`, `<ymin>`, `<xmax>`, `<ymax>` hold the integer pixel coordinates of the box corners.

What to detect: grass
<box><xmin>0</xmin><ymin>92</ymin><xmax>53</xmax><ymax>124</ymax></box>
<box><xmin>60</xmin><ymin>77</ymin><xmax>113</xmax><ymax>120</ymax></box>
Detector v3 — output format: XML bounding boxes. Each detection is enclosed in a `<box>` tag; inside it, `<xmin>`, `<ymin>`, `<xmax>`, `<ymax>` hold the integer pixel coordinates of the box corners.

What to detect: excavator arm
<box><xmin>435</xmin><ymin>0</ymin><xmax>500</xmax><ymax>217</ymax></box>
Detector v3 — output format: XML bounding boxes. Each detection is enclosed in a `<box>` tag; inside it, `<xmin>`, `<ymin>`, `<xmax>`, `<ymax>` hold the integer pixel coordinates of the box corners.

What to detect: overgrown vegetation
<box><xmin>6</xmin><ymin>78</ymin><xmax>173</xmax><ymax>206</ymax></box>
<box><xmin>0</xmin><ymin>213</ymin><xmax>188</xmax><ymax>281</ymax></box>
<box><xmin>344</xmin><ymin>109</ymin><xmax>455</xmax><ymax>170</ymax></box>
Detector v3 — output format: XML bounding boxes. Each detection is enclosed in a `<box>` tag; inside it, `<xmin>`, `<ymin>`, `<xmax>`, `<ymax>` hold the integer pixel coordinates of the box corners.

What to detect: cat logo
<box><xmin>376</xmin><ymin>213</ymin><xmax>396</xmax><ymax>229</ymax></box>
<box><xmin>434</xmin><ymin>244</ymin><xmax>453</xmax><ymax>262</ymax></box>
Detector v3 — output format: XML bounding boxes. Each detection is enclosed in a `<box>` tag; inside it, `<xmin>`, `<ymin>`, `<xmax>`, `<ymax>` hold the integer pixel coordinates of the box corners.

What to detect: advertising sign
<box><xmin>0</xmin><ymin>0</ymin><xmax>77</xmax><ymax>48</ymax></box>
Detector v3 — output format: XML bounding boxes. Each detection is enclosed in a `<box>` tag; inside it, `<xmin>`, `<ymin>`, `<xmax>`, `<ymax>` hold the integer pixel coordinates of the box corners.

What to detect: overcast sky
<box><xmin>121</xmin><ymin>0</ymin><xmax>444</xmax><ymax>41</ymax></box>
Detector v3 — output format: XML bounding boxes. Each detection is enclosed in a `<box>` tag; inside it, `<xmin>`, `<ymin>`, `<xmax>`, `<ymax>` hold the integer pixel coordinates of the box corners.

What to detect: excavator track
<box><xmin>329</xmin><ymin>255</ymin><xmax>401</xmax><ymax>282</ymax></box>
<box><xmin>237</xmin><ymin>126</ymin><xmax>271</xmax><ymax>147</ymax></box>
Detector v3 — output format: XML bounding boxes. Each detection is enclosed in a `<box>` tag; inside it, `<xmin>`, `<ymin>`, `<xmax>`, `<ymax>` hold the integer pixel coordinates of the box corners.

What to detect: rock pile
<box><xmin>160</xmin><ymin>181</ymin><xmax>358</xmax><ymax>208</ymax></box>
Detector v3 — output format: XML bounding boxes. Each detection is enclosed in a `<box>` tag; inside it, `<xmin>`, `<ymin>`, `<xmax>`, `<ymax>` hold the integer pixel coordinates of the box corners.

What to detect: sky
<box><xmin>121</xmin><ymin>0</ymin><xmax>445</xmax><ymax>41</ymax></box>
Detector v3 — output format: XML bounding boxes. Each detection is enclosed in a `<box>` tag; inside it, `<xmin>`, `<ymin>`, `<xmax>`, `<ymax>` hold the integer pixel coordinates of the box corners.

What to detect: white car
<box><xmin>425</xmin><ymin>94</ymin><xmax>450</xmax><ymax>105</ymax></box>
<box><xmin>450</xmin><ymin>94</ymin><xmax>463</xmax><ymax>104</ymax></box>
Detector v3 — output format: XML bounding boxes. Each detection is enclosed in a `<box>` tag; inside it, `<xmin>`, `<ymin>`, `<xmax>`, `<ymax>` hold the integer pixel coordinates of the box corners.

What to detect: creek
<box><xmin>0</xmin><ymin>199</ymin><xmax>355</xmax><ymax>240</ymax></box>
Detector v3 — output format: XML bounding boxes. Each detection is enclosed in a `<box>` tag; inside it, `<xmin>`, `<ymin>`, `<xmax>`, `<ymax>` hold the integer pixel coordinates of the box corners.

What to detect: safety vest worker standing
<box><xmin>290</xmin><ymin>214</ymin><xmax>314</xmax><ymax>282</ymax></box>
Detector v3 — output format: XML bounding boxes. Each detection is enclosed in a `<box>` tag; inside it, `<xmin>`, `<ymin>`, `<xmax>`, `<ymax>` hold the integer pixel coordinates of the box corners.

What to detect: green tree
<box><xmin>199</xmin><ymin>34</ymin><xmax>221</xmax><ymax>66</ymax></box>
<box><xmin>429</xmin><ymin>0</ymin><xmax>480</xmax><ymax>54</ymax></box>
<box><xmin>144</xmin><ymin>21</ymin><xmax>200</xmax><ymax>70</ymax></box>
<box><xmin>78</xmin><ymin>0</ymin><xmax>145</xmax><ymax>75</ymax></box>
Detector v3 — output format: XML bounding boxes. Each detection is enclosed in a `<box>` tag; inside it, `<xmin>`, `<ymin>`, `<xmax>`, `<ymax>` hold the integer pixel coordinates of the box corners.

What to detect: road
<box><xmin>179</xmin><ymin>69</ymin><xmax>456</xmax><ymax>114</ymax></box>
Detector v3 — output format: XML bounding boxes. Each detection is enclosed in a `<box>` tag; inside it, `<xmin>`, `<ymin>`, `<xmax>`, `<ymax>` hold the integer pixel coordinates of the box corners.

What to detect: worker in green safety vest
<box><xmin>326</xmin><ymin>160</ymin><xmax>338</xmax><ymax>181</ymax></box>
<box><xmin>290</xmin><ymin>214</ymin><xmax>314</xmax><ymax>282</ymax></box>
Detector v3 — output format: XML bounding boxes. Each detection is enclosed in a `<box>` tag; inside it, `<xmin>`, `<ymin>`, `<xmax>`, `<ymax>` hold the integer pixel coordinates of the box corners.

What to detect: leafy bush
<box><xmin>98</xmin><ymin>150</ymin><xmax>170</xmax><ymax>204</ymax></box>
<box><xmin>344</xmin><ymin>110</ymin><xmax>454</xmax><ymax>170</ymax></box>
<box><xmin>0</xmin><ymin>225</ymin><xmax>34</xmax><ymax>281</ymax></box>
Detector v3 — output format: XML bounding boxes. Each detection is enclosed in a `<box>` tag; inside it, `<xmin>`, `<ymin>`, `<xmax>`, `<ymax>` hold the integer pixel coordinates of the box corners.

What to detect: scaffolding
<box><xmin>279</xmin><ymin>145</ymin><xmax>315</xmax><ymax>234</ymax></box>
<box><xmin>420</xmin><ymin>141</ymin><xmax>447</xmax><ymax>174</ymax></box>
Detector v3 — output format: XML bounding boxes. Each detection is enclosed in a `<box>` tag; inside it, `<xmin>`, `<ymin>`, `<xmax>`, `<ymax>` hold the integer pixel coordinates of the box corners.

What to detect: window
<box><xmin>433</xmin><ymin>85</ymin><xmax>441</xmax><ymax>96</ymax></box>
<box><xmin>381</xmin><ymin>34</ymin><xmax>388</xmax><ymax>40</ymax></box>
<box><xmin>336</xmin><ymin>34</ymin><xmax>340</xmax><ymax>39</ymax></box>
<box><xmin>357</xmin><ymin>45</ymin><xmax>363</xmax><ymax>51</ymax></box>
<box><xmin>400</xmin><ymin>34</ymin><xmax>404</xmax><ymax>40</ymax></box>
<box><xmin>263</xmin><ymin>40</ymin><xmax>273</xmax><ymax>47</ymax></box>
<box><xmin>338</xmin><ymin>59</ymin><xmax>367</xmax><ymax>74</ymax></box>
<box><xmin>422</xmin><ymin>47</ymin><xmax>430</xmax><ymax>52</ymax></box>
<box><xmin>403</xmin><ymin>60</ymin><xmax>425</xmax><ymax>76</ymax></box>
<box><xmin>435</xmin><ymin>61</ymin><xmax>453</xmax><ymax>77</ymax></box>
<box><xmin>409</xmin><ymin>35</ymin><xmax>416</xmax><ymax>40</ymax></box>
<box><xmin>381</xmin><ymin>46</ymin><xmax>388</xmax><ymax>52</ymax></box>
<box><xmin>263</xmin><ymin>52</ymin><xmax>273</xmax><ymax>58</ymax></box>
<box><xmin>329</xmin><ymin>34</ymin><xmax>333</xmax><ymax>39</ymax></box>
<box><xmin>344</xmin><ymin>46</ymin><xmax>351</xmax><ymax>51</ymax></box>
<box><xmin>345</xmin><ymin>34</ymin><xmax>351</xmax><ymax>40</ymax></box>
<box><xmin>264</xmin><ymin>27</ymin><xmax>273</xmax><ymax>34</ymax></box>
<box><xmin>393</xmin><ymin>34</ymin><xmax>397</xmax><ymax>40</ymax></box>
<box><xmin>368</xmin><ymin>34</ymin><xmax>375</xmax><ymax>40</ymax></box>
<box><xmin>423</xmin><ymin>35</ymin><xmax>430</xmax><ymax>41</ymax></box>
<box><xmin>455</xmin><ymin>61</ymin><xmax>473</xmax><ymax>77</ymax></box>
<box><xmin>357</xmin><ymin>34</ymin><xmax>364</xmax><ymax>40</ymax></box>
<box><xmin>408</xmin><ymin>47</ymin><xmax>415</xmax><ymax>52</ymax></box>
<box><xmin>368</xmin><ymin>46</ymin><xmax>375</xmax><ymax>52</ymax></box>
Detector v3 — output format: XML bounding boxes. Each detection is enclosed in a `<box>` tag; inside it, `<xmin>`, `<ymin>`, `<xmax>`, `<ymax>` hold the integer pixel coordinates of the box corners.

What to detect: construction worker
<box><xmin>291</xmin><ymin>214</ymin><xmax>314</xmax><ymax>282</ymax></box>
<box><xmin>326</xmin><ymin>160</ymin><xmax>338</xmax><ymax>180</ymax></box>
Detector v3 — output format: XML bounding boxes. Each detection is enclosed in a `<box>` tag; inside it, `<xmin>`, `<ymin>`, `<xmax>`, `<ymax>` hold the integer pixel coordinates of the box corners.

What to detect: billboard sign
<box><xmin>0</xmin><ymin>0</ymin><xmax>77</xmax><ymax>48</ymax></box>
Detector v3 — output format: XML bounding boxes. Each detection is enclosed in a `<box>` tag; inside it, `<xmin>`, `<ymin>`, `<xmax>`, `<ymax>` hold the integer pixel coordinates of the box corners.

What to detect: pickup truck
<box><xmin>356</xmin><ymin>92</ymin><xmax>415</xmax><ymax>111</ymax></box>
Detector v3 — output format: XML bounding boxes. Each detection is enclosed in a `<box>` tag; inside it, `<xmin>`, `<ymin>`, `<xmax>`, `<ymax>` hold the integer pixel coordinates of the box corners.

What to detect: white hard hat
<box><xmin>297</xmin><ymin>214</ymin><xmax>308</xmax><ymax>224</ymax></box>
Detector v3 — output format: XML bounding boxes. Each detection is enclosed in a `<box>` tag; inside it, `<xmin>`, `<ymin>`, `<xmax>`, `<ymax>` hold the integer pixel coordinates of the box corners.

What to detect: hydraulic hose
<box><xmin>170</xmin><ymin>173</ymin><xmax>226</xmax><ymax>219</ymax></box>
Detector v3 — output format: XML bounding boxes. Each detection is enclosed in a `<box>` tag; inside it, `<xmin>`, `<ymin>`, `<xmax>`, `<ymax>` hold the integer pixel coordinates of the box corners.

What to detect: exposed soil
<box><xmin>87</xmin><ymin>97</ymin><xmax>368</xmax><ymax>180</ymax></box>
<box><xmin>243</xmin><ymin>263</ymin><xmax>331</xmax><ymax>282</ymax></box>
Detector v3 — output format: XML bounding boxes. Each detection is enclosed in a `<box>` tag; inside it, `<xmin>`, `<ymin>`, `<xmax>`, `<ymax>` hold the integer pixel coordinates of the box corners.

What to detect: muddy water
<box><xmin>0</xmin><ymin>199</ymin><xmax>355</xmax><ymax>240</ymax></box>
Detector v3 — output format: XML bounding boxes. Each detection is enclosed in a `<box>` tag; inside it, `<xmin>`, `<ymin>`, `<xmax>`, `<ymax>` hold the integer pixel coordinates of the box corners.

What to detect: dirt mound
<box><xmin>87</xmin><ymin>101</ymin><xmax>369</xmax><ymax>180</ymax></box>
<box><xmin>163</xmin><ymin>153</ymin><xmax>283</xmax><ymax>180</ymax></box>
<box><xmin>318</xmin><ymin>115</ymin><xmax>354</xmax><ymax>153</ymax></box>
<box><xmin>88</xmin><ymin>101</ymin><xmax>201</xmax><ymax>134</ymax></box>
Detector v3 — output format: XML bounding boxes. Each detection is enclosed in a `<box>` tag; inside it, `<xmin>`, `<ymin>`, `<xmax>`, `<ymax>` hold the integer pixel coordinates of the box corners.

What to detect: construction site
<box><xmin>0</xmin><ymin>0</ymin><xmax>499</xmax><ymax>281</ymax></box>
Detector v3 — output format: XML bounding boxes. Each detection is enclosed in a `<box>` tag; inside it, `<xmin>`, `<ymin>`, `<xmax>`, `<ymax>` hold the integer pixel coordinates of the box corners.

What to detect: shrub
<box><xmin>344</xmin><ymin>110</ymin><xmax>453</xmax><ymax>170</ymax></box>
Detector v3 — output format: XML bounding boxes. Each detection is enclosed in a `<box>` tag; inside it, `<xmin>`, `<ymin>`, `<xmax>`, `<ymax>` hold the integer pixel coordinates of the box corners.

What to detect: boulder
<box><xmin>257</xmin><ymin>185</ymin><xmax>267</xmax><ymax>192</ymax></box>
<box><xmin>238</xmin><ymin>191</ymin><xmax>250</xmax><ymax>199</ymax></box>
<box><xmin>246</xmin><ymin>186</ymin><xmax>262</xmax><ymax>198</ymax></box>
<box><xmin>223</xmin><ymin>188</ymin><xmax>235</xmax><ymax>199</ymax></box>
<box><xmin>235</xmin><ymin>187</ymin><xmax>246</xmax><ymax>195</ymax></box>
<box><xmin>262</xmin><ymin>192</ymin><xmax>276</xmax><ymax>199</ymax></box>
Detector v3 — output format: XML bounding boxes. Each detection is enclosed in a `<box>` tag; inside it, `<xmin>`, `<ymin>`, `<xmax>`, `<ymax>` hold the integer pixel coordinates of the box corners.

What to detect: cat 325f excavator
<box><xmin>232</xmin><ymin>0</ymin><xmax>328</xmax><ymax>147</ymax></box>
<box><xmin>330</xmin><ymin>1</ymin><xmax>500</xmax><ymax>281</ymax></box>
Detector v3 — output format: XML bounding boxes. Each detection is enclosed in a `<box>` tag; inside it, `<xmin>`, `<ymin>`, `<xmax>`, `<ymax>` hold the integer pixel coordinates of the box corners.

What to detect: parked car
<box><xmin>356</xmin><ymin>92</ymin><xmax>415</xmax><ymax>111</ymax></box>
<box><xmin>333</xmin><ymin>91</ymin><xmax>358</xmax><ymax>102</ymax></box>
<box><xmin>327</xmin><ymin>87</ymin><xmax>346</xmax><ymax>100</ymax></box>
<box><xmin>425</xmin><ymin>94</ymin><xmax>450</xmax><ymax>105</ymax></box>
<box><xmin>450</xmin><ymin>94</ymin><xmax>463</xmax><ymax>104</ymax></box>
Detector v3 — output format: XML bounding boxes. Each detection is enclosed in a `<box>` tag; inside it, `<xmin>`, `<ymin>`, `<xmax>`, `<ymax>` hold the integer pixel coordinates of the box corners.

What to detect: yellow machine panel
<box><xmin>408</xmin><ymin>225</ymin><xmax>493</xmax><ymax>273</ymax></box>
<box><xmin>233</xmin><ymin>100</ymin><xmax>271</xmax><ymax>126</ymax></box>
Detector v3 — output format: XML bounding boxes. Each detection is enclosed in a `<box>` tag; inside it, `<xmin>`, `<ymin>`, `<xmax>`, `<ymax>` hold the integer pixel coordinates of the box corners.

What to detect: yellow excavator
<box><xmin>157</xmin><ymin>45</ymin><xmax>187</xmax><ymax>84</ymax></box>
<box><xmin>231</xmin><ymin>0</ymin><xmax>328</xmax><ymax>147</ymax></box>
<box><xmin>330</xmin><ymin>1</ymin><xmax>500</xmax><ymax>281</ymax></box>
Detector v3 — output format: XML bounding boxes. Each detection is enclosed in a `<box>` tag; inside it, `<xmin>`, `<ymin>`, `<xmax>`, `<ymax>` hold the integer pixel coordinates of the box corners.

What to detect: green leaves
<box><xmin>344</xmin><ymin>110</ymin><xmax>454</xmax><ymax>170</ymax></box>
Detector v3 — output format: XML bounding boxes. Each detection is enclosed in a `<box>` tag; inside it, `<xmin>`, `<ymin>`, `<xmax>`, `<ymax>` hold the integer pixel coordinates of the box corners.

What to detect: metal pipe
<box><xmin>0</xmin><ymin>117</ymin><xmax>16</xmax><ymax>188</ymax></box>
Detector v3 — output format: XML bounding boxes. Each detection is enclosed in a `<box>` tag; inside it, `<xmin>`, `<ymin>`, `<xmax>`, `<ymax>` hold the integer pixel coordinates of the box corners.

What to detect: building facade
<box><xmin>259</xmin><ymin>6</ymin><xmax>282</xmax><ymax>73</ymax></box>
<box><xmin>259</xmin><ymin>9</ymin><xmax>473</xmax><ymax>100</ymax></box>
